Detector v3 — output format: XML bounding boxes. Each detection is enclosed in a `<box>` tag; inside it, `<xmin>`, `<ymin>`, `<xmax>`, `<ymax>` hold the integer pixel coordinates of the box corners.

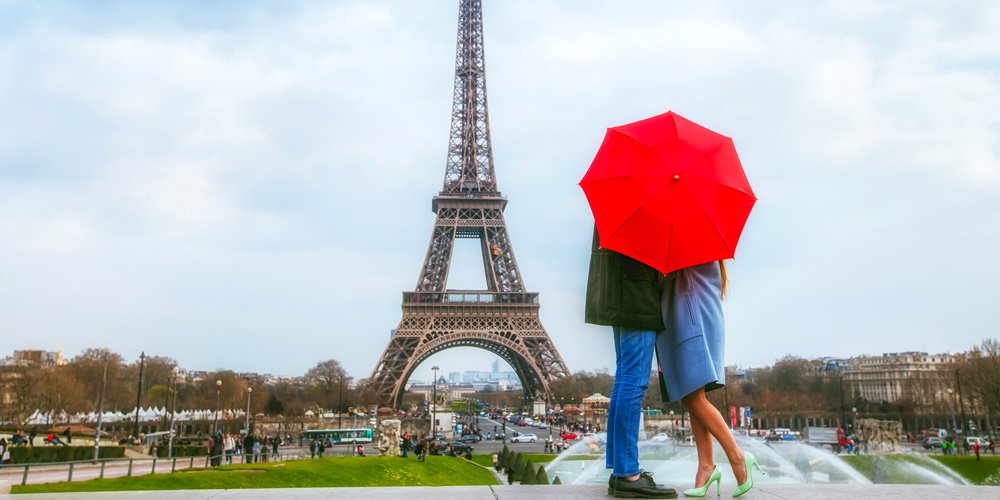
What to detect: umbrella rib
<box><xmin>677</xmin><ymin>182</ymin><xmax>736</xmax><ymax>256</ymax></box>
<box><xmin>682</xmin><ymin>176</ymin><xmax>757</xmax><ymax>199</ymax></box>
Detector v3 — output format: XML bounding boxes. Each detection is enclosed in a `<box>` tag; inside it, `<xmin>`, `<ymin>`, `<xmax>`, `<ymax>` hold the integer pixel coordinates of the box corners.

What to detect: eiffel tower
<box><xmin>367</xmin><ymin>0</ymin><xmax>570</xmax><ymax>408</ymax></box>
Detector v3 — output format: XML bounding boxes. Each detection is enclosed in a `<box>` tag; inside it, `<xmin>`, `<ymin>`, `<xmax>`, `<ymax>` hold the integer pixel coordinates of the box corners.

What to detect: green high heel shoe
<box><xmin>732</xmin><ymin>451</ymin><xmax>765</xmax><ymax>497</ymax></box>
<box><xmin>683</xmin><ymin>466</ymin><xmax>721</xmax><ymax>497</ymax></box>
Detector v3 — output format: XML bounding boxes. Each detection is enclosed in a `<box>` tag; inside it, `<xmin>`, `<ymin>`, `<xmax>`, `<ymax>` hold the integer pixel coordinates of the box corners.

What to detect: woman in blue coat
<box><xmin>656</xmin><ymin>261</ymin><xmax>763</xmax><ymax>497</ymax></box>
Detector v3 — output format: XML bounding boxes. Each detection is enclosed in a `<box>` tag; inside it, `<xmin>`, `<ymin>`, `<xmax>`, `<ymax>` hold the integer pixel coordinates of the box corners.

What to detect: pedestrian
<box><xmin>974</xmin><ymin>440</ymin><xmax>981</xmax><ymax>461</ymax></box>
<box><xmin>244</xmin><ymin>433</ymin><xmax>256</xmax><ymax>463</ymax></box>
<box><xmin>28</xmin><ymin>427</ymin><xmax>37</xmax><ymax>447</ymax></box>
<box><xmin>211</xmin><ymin>430</ymin><xmax>224</xmax><ymax>466</ymax></box>
<box><xmin>64</xmin><ymin>428</ymin><xmax>72</xmax><ymax>444</ymax></box>
<box><xmin>224</xmin><ymin>434</ymin><xmax>235</xmax><ymax>464</ymax></box>
<box><xmin>585</xmin><ymin>227</ymin><xmax>677</xmax><ymax>498</ymax></box>
<box><xmin>0</xmin><ymin>438</ymin><xmax>9</xmax><ymax>465</ymax></box>
<box><xmin>309</xmin><ymin>438</ymin><xmax>316</xmax><ymax>459</ymax></box>
<box><xmin>252</xmin><ymin>439</ymin><xmax>261</xmax><ymax>463</ymax></box>
<box><xmin>317</xmin><ymin>439</ymin><xmax>326</xmax><ymax>458</ymax></box>
<box><xmin>492</xmin><ymin>452</ymin><xmax>499</xmax><ymax>471</ymax></box>
<box><xmin>272</xmin><ymin>438</ymin><xmax>279</xmax><ymax>460</ymax></box>
<box><xmin>401</xmin><ymin>436</ymin><xmax>411</xmax><ymax>458</ymax></box>
<box><xmin>356</xmin><ymin>443</ymin><xmax>365</xmax><ymax>457</ymax></box>
<box><xmin>415</xmin><ymin>438</ymin><xmax>425</xmax><ymax>462</ymax></box>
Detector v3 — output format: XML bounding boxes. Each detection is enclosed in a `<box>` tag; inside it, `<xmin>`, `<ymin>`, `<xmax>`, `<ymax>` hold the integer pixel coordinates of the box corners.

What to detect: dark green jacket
<box><xmin>584</xmin><ymin>228</ymin><xmax>665</xmax><ymax>331</ymax></box>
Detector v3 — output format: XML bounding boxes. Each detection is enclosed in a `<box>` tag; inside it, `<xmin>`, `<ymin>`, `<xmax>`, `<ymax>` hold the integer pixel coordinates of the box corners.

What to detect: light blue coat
<box><xmin>655</xmin><ymin>261</ymin><xmax>726</xmax><ymax>403</ymax></box>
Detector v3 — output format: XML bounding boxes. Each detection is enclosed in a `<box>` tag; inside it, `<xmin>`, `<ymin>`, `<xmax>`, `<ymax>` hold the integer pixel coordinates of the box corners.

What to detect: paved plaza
<box><xmin>4</xmin><ymin>484</ymin><xmax>998</xmax><ymax>499</ymax></box>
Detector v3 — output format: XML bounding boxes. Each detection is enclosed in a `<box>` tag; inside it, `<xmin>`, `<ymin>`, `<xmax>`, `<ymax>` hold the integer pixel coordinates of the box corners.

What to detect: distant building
<box><xmin>8</xmin><ymin>350</ymin><xmax>64</xmax><ymax>368</ymax></box>
<box><xmin>842</xmin><ymin>351</ymin><xmax>955</xmax><ymax>405</ymax></box>
<box><xmin>725</xmin><ymin>365</ymin><xmax>757</xmax><ymax>383</ymax></box>
<box><xmin>807</xmin><ymin>357</ymin><xmax>850</xmax><ymax>374</ymax></box>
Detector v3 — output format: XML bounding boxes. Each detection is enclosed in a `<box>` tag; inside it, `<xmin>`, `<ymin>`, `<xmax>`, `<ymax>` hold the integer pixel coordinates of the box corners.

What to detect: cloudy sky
<box><xmin>1</xmin><ymin>0</ymin><xmax>998</xmax><ymax>383</ymax></box>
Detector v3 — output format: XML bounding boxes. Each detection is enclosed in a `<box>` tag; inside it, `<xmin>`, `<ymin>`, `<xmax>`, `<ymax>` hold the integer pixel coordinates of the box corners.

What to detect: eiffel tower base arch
<box><xmin>368</xmin><ymin>301</ymin><xmax>568</xmax><ymax>409</ymax></box>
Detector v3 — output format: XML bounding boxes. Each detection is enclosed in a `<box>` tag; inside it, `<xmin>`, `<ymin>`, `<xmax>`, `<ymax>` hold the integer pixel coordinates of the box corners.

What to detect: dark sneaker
<box><xmin>611</xmin><ymin>470</ymin><xmax>677</xmax><ymax>498</ymax></box>
<box><xmin>609</xmin><ymin>475</ymin><xmax>615</xmax><ymax>495</ymax></box>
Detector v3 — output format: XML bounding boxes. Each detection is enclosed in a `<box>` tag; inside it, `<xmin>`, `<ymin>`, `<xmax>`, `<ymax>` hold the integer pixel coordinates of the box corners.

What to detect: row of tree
<box><xmin>0</xmin><ymin>349</ymin><xmax>362</xmax><ymax>426</ymax></box>
<box><xmin>4</xmin><ymin>339</ymin><xmax>997</xmax><ymax>430</ymax></box>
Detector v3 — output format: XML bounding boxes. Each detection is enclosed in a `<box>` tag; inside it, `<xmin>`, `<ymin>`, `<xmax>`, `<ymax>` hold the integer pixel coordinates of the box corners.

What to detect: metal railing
<box><xmin>403</xmin><ymin>291</ymin><xmax>539</xmax><ymax>304</ymax></box>
<box><xmin>0</xmin><ymin>449</ymin><xmax>317</xmax><ymax>487</ymax></box>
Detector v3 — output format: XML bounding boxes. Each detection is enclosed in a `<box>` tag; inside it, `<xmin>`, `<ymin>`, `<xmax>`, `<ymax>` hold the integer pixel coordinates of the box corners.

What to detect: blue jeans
<box><xmin>606</xmin><ymin>327</ymin><xmax>656</xmax><ymax>477</ymax></box>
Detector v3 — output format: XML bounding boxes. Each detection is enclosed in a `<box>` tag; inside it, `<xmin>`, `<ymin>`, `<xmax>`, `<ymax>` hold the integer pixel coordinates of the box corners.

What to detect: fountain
<box><xmin>544</xmin><ymin>430</ymin><xmax>969</xmax><ymax>486</ymax></box>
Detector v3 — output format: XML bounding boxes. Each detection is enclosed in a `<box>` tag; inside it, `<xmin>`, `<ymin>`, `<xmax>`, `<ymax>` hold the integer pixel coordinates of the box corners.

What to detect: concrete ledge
<box><xmin>11</xmin><ymin>484</ymin><xmax>1000</xmax><ymax>499</ymax></box>
<box><xmin>0</xmin><ymin>480</ymin><xmax>12</xmax><ymax>495</ymax></box>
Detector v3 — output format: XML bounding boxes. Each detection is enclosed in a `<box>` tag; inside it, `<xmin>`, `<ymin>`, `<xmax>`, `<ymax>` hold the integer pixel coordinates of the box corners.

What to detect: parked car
<box><xmin>966</xmin><ymin>437</ymin><xmax>989</xmax><ymax>447</ymax></box>
<box><xmin>456</xmin><ymin>435</ymin><xmax>480</xmax><ymax>443</ymax></box>
<box><xmin>517</xmin><ymin>421</ymin><xmax>527</xmax><ymax>426</ymax></box>
<box><xmin>510</xmin><ymin>433</ymin><xmax>538</xmax><ymax>443</ymax></box>
<box><xmin>922</xmin><ymin>437</ymin><xmax>943</xmax><ymax>449</ymax></box>
<box><xmin>448</xmin><ymin>442</ymin><xmax>474</xmax><ymax>455</ymax></box>
<box><xmin>560</xmin><ymin>432</ymin><xmax>579</xmax><ymax>440</ymax></box>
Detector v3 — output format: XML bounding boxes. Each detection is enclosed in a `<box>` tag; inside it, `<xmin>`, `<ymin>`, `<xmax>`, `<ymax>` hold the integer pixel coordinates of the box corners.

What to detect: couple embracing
<box><xmin>580</xmin><ymin>111</ymin><xmax>760</xmax><ymax>499</ymax></box>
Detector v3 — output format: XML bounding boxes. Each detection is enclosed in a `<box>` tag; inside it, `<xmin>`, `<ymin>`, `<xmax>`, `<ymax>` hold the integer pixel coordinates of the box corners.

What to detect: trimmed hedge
<box><xmin>535</xmin><ymin>463</ymin><xmax>550</xmax><ymax>485</ymax></box>
<box><xmin>6</xmin><ymin>446</ymin><xmax>125</xmax><ymax>464</ymax></box>
<box><xmin>155</xmin><ymin>445</ymin><xmax>208</xmax><ymax>458</ymax></box>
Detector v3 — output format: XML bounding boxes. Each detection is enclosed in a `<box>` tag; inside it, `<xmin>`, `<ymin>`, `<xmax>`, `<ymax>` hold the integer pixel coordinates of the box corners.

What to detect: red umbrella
<box><xmin>580</xmin><ymin>110</ymin><xmax>756</xmax><ymax>274</ymax></box>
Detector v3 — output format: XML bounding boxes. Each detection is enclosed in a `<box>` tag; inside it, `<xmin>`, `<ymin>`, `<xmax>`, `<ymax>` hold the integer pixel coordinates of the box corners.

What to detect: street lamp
<box><xmin>852</xmin><ymin>407</ymin><xmax>858</xmax><ymax>435</ymax></box>
<box><xmin>431</xmin><ymin>366</ymin><xmax>439</xmax><ymax>438</ymax></box>
<box><xmin>132</xmin><ymin>352</ymin><xmax>146</xmax><ymax>440</ymax></box>
<box><xmin>245</xmin><ymin>387</ymin><xmax>253</xmax><ymax>435</ymax></box>
<box><xmin>946</xmin><ymin>388</ymin><xmax>958</xmax><ymax>433</ymax></box>
<box><xmin>955</xmin><ymin>369</ymin><xmax>969</xmax><ymax>437</ymax></box>
<box><xmin>93</xmin><ymin>354</ymin><xmax>109</xmax><ymax>462</ymax></box>
<box><xmin>168</xmin><ymin>367</ymin><xmax>179</xmax><ymax>459</ymax></box>
<box><xmin>213</xmin><ymin>380</ymin><xmax>222</xmax><ymax>436</ymax></box>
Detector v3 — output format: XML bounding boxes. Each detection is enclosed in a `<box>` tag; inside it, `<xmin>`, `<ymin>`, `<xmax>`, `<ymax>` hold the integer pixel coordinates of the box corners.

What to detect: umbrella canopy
<box><xmin>580</xmin><ymin>110</ymin><xmax>756</xmax><ymax>273</ymax></box>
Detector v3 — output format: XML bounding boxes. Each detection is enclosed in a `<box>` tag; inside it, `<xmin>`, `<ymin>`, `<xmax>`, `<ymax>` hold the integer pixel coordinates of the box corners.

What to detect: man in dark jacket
<box><xmin>244</xmin><ymin>433</ymin><xmax>256</xmax><ymax>463</ymax></box>
<box><xmin>586</xmin><ymin>228</ymin><xmax>676</xmax><ymax>499</ymax></box>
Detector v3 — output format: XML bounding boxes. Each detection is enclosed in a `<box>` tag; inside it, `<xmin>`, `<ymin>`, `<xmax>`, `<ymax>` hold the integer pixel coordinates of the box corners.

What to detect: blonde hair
<box><xmin>719</xmin><ymin>260</ymin><xmax>728</xmax><ymax>300</ymax></box>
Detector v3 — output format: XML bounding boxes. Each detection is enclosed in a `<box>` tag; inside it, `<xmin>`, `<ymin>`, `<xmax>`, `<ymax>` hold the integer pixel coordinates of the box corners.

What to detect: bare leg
<box><xmin>689</xmin><ymin>413</ymin><xmax>716</xmax><ymax>486</ymax></box>
<box><xmin>682</xmin><ymin>388</ymin><xmax>747</xmax><ymax>484</ymax></box>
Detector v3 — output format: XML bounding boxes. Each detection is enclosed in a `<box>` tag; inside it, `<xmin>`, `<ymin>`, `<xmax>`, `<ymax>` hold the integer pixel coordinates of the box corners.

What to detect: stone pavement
<box><xmin>6</xmin><ymin>484</ymin><xmax>998</xmax><ymax>499</ymax></box>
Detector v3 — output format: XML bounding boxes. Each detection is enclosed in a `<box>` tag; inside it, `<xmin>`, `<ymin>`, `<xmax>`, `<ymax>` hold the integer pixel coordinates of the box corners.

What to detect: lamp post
<box><xmin>93</xmin><ymin>355</ymin><xmax>109</xmax><ymax>462</ymax></box>
<box><xmin>956</xmin><ymin>369</ymin><xmax>968</xmax><ymax>437</ymax></box>
<box><xmin>245</xmin><ymin>387</ymin><xmax>253</xmax><ymax>435</ymax></box>
<box><xmin>168</xmin><ymin>368</ymin><xmax>178</xmax><ymax>458</ymax></box>
<box><xmin>839</xmin><ymin>375</ymin><xmax>848</xmax><ymax>432</ymax></box>
<box><xmin>337</xmin><ymin>375</ymin><xmax>351</xmax><ymax>430</ymax></box>
<box><xmin>132</xmin><ymin>352</ymin><xmax>146</xmax><ymax>440</ymax></box>
<box><xmin>212</xmin><ymin>380</ymin><xmax>222</xmax><ymax>436</ymax></box>
<box><xmin>852</xmin><ymin>407</ymin><xmax>858</xmax><ymax>435</ymax></box>
<box><xmin>946</xmin><ymin>388</ymin><xmax>958</xmax><ymax>434</ymax></box>
<box><xmin>431</xmin><ymin>366</ymin><xmax>439</xmax><ymax>438</ymax></box>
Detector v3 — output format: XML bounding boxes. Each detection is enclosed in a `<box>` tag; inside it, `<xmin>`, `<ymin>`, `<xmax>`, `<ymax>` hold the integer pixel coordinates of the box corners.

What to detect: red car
<box><xmin>561</xmin><ymin>432</ymin><xmax>579</xmax><ymax>440</ymax></box>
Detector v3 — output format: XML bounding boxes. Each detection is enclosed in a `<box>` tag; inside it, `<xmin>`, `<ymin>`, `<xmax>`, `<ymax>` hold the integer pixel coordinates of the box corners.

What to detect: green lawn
<box><xmin>930</xmin><ymin>455</ymin><xmax>1000</xmax><ymax>485</ymax></box>
<box><xmin>841</xmin><ymin>454</ymin><xmax>1000</xmax><ymax>485</ymax></box>
<box><xmin>13</xmin><ymin>456</ymin><xmax>498</xmax><ymax>494</ymax></box>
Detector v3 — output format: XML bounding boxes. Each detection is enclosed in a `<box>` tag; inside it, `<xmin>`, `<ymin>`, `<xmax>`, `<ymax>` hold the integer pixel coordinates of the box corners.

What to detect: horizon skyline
<box><xmin>4</xmin><ymin>340</ymin><xmax>986</xmax><ymax>382</ymax></box>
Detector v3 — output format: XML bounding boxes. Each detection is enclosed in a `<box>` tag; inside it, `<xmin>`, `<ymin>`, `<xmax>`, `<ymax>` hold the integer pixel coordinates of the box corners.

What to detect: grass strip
<box><xmin>13</xmin><ymin>455</ymin><xmax>498</xmax><ymax>494</ymax></box>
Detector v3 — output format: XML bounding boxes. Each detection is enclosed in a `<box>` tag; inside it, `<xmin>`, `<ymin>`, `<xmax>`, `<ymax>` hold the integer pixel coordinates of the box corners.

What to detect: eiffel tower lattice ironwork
<box><xmin>368</xmin><ymin>0</ymin><xmax>570</xmax><ymax>408</ymax></box>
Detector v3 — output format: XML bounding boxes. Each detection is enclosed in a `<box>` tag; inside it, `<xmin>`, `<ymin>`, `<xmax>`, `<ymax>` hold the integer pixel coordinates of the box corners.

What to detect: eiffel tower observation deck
<box><xmin>367</xmin><ymin>0</ymin><xmax>570</xmax><ymax>408</ymax></box>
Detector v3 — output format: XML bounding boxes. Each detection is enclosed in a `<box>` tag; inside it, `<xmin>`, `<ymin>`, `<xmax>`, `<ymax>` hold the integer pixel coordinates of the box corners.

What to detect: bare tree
<box><xmin>305</xmin><ymin>359</ymin><xmax>347</xmax><ymax>409</ymax></box>
<box><xmin>958</xmin><ymin>339</ymin><xmax>1000</xmax><ymax>437</ymax></box>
